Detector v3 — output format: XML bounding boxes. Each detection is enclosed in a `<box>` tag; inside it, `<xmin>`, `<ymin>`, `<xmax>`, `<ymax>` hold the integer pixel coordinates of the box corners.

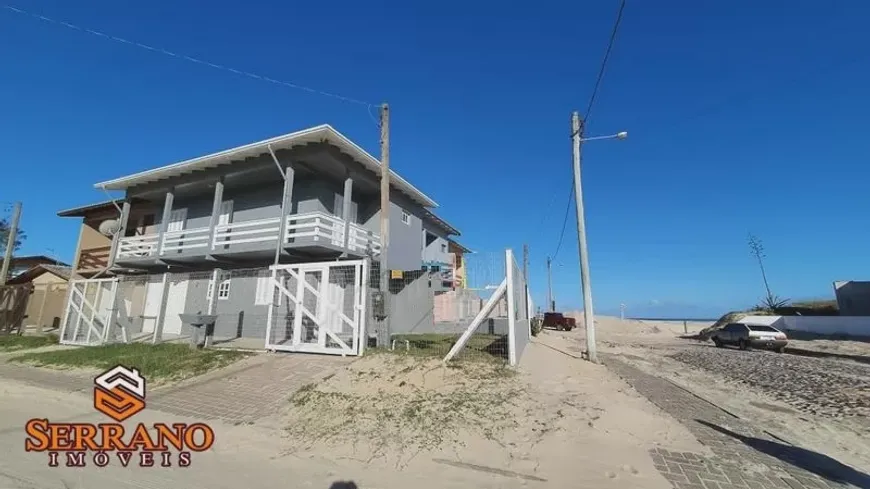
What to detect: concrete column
<box><xmin>152</xmin><ymin>272</ymin><xmax>170</xmax><ymax>344</ymax></box>
<box><xmin>206</xmin><ymin>178</ymin><xmax>224</xmax><ymax>252</ymax></box>
<box><xmin>107</xmin><ymin>201</ymin><xmax>131</xmax><ymax>268</ymax></box>
<box><xmin>155</xmin><ymin>189</ymin><xmax>175</xmax><ymax>256</ymax></box>
<box><xmin>273</xmin><ymin>163</ymin><xmax>295</xmax><ymax>264</ymax></box>
<box><xmin>341</xmin><ymin>174</ymin><xmax>353</xmax><ymax>256</ymax></box>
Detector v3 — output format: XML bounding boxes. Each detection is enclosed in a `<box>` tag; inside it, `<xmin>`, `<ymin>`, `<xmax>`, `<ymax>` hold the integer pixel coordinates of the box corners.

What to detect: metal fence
<box><xmin>369</xmin><ymin>259</ymin><xmax>510</xmax><ymax>363</ymax></box>
<box><xmin>441</xmin><ymin>249</ymin><xmax>531</xmax><ymax>366</ymax></box>
<box><xmin>56</xmin><ymin>252</ymin><xmax>522</xmax><ymax>364</ymax></box>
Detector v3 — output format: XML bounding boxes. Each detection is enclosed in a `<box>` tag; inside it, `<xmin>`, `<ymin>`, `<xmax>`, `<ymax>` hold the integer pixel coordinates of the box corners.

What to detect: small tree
<box><xmin>747</xmin><ymin>233</ymin><xmax>788</xmax><ymax>311</ymax></box>
<box><xmin>0</xmin><ymin>218</ymin><xmax>25</xmax><ymax>252</ymax></box>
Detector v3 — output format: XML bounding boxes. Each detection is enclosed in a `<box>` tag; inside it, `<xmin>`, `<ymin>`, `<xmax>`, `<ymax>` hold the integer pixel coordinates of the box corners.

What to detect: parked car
<box><xmin>711</xmin><ymin>323</ymin><xmax>788</xmax><ymax>352</ymax></box>
<box><xmin>542</xmin><ymin>312</ymin><xmax>576</xmax><ymax>331</ymax></box>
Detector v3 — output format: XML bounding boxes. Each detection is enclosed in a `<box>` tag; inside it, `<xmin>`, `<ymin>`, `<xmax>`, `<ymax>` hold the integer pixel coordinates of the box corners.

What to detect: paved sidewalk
<box><xmin>604</xmin><ymin>354</ymin><xmax>870</xmax><ymax>489</ymax></box>
<box><xmin>0</xmin><ymin>352</ymin><xmax>352</xmax><ymax>424</ymax></box>
<box><xmin>148</xmin><ymin>353</ymin><xmax>352</xmax><ymax>423</ymax></box>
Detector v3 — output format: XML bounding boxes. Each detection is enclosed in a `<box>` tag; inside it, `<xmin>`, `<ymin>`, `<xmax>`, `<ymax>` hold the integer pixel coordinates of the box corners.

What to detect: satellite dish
<box><xmin>98</xmin><ymin>219</ymin><xmax>120</xmax><ymax>236</ymax></box>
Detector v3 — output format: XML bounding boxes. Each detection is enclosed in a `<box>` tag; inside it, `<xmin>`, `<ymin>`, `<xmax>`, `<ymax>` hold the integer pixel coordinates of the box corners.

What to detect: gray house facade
<box><xmin>58</xmin><ymin>125</ymin><xmax>474</xmax><ymax>353</ymax></box>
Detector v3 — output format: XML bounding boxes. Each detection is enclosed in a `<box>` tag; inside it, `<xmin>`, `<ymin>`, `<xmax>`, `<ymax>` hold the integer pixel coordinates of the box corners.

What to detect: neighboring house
<box><xmin>448</xmin><ymin>239</ymin><xmax>472</xmax><ymax>289</ymax></box>
<box><xmin>6</xmin><ymin>264</ymin><xmax>71</xmax><ymax>332</ymax></box>
<box><xmin>1</xmin><ymin>255</ymin><xmax>68</xmax><ymax>281</ymax></box>
<box><xmin>57</xmin><ymin>124</ymin><xmax>470</xmax><ymax>354</ymax></box>
<box><xmin>57</xmin><ymin>198</ymin><xmax>153</xmax><ymax>278</ymax></box>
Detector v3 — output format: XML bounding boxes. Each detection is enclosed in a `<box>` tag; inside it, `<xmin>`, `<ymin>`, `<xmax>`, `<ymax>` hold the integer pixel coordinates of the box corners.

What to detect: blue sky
<box><xmin>2</xmin><ymin>1</ymin><xmax>868</xmax><ymax>318</ymax></box>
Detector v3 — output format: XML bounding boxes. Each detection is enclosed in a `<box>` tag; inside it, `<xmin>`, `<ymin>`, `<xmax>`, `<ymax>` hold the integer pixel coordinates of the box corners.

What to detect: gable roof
<box><xmin>6</xmin><ymin>264</ymin><xmax>72</xmax><ymax>285</ymax></box>
<box><xmin>447</xmin><ymin>239</ymin><xmax>473</xmax><ymax>254</ymax></box>
<box><xmin>57</xmin><ymin>200</ymin><xmax>118</xmax><ymax>217</ymax></box>
<box><xmin>93</xmin><ymin>124</ymin><xmax>438</xmax><ymax>208</ymax></box>
<box><xmin>421</xmin><ymin>209</ymin><xmax>461</xmax><ymax>236</ymax></box>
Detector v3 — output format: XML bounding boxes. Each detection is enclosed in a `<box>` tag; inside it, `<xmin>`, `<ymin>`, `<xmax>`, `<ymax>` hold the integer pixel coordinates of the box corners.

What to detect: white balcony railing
<box><xmin>117</xmin><ymin>234</ymin><xmax>158</xmax><ymax>259</ymax></box>
<box><xmin>115</xmin><ymin>211</ymin><xmax>381</xmax><ymax>260</ymax></box>
<box><xmin>348</xmin><ymin>223</ymin><xmax>382</xmax><ymax>255</ymax></box>
<box><xmin>213</xmin><ymin>217</ymin><xmax>281</xmax><ymax>248</ymax></box>
<box><xmin>285</xmin><ymin>211</ymin><xmax>345</xmax><ymax>247</ymax></box>
<box><xmin>161</xmin><ymin>226</ymin><xmax>211</xmax><ymax>254</ymax></box>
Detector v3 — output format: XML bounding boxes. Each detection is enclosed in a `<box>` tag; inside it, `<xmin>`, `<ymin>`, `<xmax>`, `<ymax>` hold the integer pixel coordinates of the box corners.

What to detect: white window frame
<box><xmin>401</xmin><ymin>209</ymin><xmax>410</xmax><ymax>225</ymax></box>
<box><xmin>166</xmin><ymin>208</ymin><xmax>187</xmax><ymax>233</ymax></box>
<box><xmin>217</xmin><ymin>279</ymin><xmax>231</xmax><ymax>301</ymax></box>
<box><xmin>254</xmin><ymin>271</ymin><xmax>271</xmax><ymax>306</ymax></box>
<box><xmin>218</xmin><ymin>200</ymin><xmax>234</xmax><ymax>226</ymax></box>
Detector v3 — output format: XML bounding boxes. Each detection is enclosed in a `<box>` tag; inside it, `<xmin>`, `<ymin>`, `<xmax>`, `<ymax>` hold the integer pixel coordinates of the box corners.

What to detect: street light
<box><xmin>571</xmin><ymin>112</ymin><xmax>627</xmax><ymax>363</ymax></box>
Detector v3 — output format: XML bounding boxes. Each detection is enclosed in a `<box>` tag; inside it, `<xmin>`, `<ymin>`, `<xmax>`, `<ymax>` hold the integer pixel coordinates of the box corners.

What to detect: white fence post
<box><xmin>506</xmin><ymin>249</ymin><xmax>517</xmax><ymax>366</ymax></box>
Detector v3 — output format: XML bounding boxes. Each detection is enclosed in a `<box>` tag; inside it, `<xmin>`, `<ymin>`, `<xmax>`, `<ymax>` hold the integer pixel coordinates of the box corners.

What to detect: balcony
<box><xmin>116</xmin><ymin>211</ymin><xmax>381</xmax><ymax>262</ymax></box>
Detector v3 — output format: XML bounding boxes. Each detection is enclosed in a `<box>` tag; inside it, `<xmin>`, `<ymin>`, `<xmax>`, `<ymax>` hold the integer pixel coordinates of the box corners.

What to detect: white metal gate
<box><xmin>264</xmin><ymin>260</ymin><xmax>368</xmax><ymax>356</ymax></box>
<box><xmin>59</xmin><ymin>278</ymin><xmax>119</xmax><ymax>346</ymax></box>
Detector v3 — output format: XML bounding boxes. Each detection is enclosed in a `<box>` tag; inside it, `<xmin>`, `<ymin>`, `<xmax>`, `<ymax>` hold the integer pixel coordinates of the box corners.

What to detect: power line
<box><xmin>576</xmin><ymin>0</ymin><xmax>627</xmax><ymax>135</ymax></box>
<box><xmin>552</xmin><ymin>0</ymin><xmax>626</xmax><ymax>259</ymax></box>
<box><xmin>2</xmin><ymin>4</ymin><xmax>375</xmax><ymax>107</ymax></box>
<box><xmin>550</xmin><ymin>181</ymin><xmax>574</xmax><ymax>260</ymax></box>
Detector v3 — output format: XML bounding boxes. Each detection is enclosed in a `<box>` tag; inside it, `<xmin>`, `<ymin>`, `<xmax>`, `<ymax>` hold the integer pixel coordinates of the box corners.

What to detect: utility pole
<box><xmin>572</xmin><ymin>111</ymin><xmax>597</xmax><ymax>363</ymax></box>
<box><xmin>546</xmin><ymin>256</ymin><xmax>554</xmax><ymax>312</ymax></box>
<box><xmin>522</xmin><ymin>244</ymin><xmax>530</xmax><ymax>316</ymax></box>
<box><xmin>378</xmin><ymin>103</ymin><xmax>391</xmax><ymax>346</ymax></box>
<box><xmin>0</xmin><ymin>202</ymin><xmax>22</xmax><ymax>286</ymax></box>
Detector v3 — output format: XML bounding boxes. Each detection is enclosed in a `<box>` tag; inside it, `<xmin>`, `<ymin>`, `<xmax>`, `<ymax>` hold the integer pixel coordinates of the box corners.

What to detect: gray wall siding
<box><xmin>362</xmin><ymin>191</ymin><xmax>425</xmax><ymax>271</ymax></box>
<box><xmin>422</xmin><ymin>221</ymin><xmax>451</xmax><ymax>266</ymax></box>
<box><xmin>180</xmin><ymin>270</ymin><xmax>270</xmax><ymax>339</ymax></box>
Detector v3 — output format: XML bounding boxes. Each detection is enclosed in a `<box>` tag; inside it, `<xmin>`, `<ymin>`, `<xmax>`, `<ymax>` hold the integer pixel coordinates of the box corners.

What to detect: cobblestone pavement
<box><xmin>669</xmin><ymin>346</ymin><xmax>870</xmax><ymax>419</ymax></box>
<box><xmin>0</xmin><ymin>352</ymin><xmax>352</xmax><ymax>424</ymax></box>
<box><xmin>148</xmin><ymin>353</ymin><xmax>351</xmax><ymax>423</ymax></box>
<box><xmin>604</xmin><ymin>353</ymin><xmax>870</xmax><ymax>489</ymax></box>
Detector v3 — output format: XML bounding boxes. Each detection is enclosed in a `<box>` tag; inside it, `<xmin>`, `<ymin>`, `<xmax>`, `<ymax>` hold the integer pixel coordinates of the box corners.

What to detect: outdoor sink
<box><xmin>178</xmin><ymin>314</ymin><xmax>218</xmax><ymax>349</ymax></box>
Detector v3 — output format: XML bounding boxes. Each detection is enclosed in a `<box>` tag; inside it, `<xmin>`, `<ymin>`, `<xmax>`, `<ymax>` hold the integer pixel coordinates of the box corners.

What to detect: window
<box><xmin>748</xmin><ymin>325</ymin><xmax>778</xmax><ymax>332</ymax></box>
<box><xmin>401</xmin><ymin>209</ymin><xmax>410</xmax><ymax>225</ymax></box>
<box><xmin>254</xmin><ymin>271</ymin><xmax>272</xmax><ymax>306</ymax></box>
<box><xmin>218</xmin><ymin>200</ymin><xmax>233</xmax><ymax>226</ymax></box>
<box><xmin>166</xmin><ymin>208</ymin><xmax>187</xmax><ymax>232</ymax></box>
<box><xmin>217</xmin><ymin>279</ymin><xmax>231</xmax><ymax>300</ymax></box>
<box><xmin>725</xmin><ymin>324</ymin><xmax>746</xmax><ymax>332</ymax></box>
<box><xmin>441</xmin><ymin>243</ymin><xmax>447</xmax><ymax>253</ymax></box>
<box><xmin>206</xmin><ymin>280</ymin><xmax>213</xmax><ymax>301</ymax></box>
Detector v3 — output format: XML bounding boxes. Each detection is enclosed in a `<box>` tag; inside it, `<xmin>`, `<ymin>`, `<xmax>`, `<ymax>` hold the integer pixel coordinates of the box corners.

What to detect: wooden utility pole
<box><xmin>572</xmin><ymin>111</ymin><xmax>597</xmax><ymax>363</ymax></box>
<box><xmin>378</xmin><ymin>103</ymin><xmax>391</xmax><ymax>345</ymax></box>
<box><xmin>546</xmin><ymin>256</ymin><xmax>554</xmax><ymax>312</ymax></box>
<box><xmin>0</xmin><ymin>202</ymin><xmax>22</xmax><ymax>286</ymax></box>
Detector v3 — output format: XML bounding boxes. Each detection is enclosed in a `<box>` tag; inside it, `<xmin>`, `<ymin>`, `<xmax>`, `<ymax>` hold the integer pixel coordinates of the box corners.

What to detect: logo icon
<box><xmin>93</xmin><ymin>365</ymin><xmax>146</xmax><ymax>422</ymax></box>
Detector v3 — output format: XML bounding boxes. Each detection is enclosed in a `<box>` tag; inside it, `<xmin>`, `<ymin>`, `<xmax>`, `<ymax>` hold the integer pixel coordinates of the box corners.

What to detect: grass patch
<box><xmin>10</xmin><ymin>343</ymin><xmax>250</xmax><ymax>383</ymax></box>
<box><xmin>0</xmin><ymin>334</ymin><xmax>59</xmax><ymax>352</ymax></box>
<box><xmin>389</xmin><ymin>333</ymin><xmax>508</xmax><ymax>362</ymax></box>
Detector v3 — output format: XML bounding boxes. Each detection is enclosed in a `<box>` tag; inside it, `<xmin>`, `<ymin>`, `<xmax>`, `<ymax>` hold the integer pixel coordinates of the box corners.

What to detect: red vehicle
<box><xmin>542</xmin><ymin>312</ymin><xmax>576</xmax><ymax>331</ymax></box>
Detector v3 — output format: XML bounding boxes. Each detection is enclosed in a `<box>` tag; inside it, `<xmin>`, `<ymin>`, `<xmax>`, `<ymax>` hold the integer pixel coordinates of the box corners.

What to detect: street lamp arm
<box><xmin>580</xmin><ymin>131</ymin><xmax>628</xmax><ymax>142</ymax></box>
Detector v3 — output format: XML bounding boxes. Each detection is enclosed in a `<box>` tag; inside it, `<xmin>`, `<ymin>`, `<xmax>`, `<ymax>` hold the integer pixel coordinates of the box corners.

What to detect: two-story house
<box><xmin>59</xmin><ymin>124</ymin><xmax>469</xmax><ymax>355</ymax></box>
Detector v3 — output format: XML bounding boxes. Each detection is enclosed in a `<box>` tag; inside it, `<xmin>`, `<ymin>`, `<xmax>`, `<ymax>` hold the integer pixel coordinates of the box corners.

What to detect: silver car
<box><xmin>711</xmin><ymin>323</ymin><xmax>788</xmax><ymax>352</ymax></box>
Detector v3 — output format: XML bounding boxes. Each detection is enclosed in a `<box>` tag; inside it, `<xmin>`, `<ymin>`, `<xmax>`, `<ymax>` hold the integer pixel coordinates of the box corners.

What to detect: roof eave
<box><xmin>93</xmin><ymin>124</ymin><xmax>438</xmax><ymax>208</ymax></box>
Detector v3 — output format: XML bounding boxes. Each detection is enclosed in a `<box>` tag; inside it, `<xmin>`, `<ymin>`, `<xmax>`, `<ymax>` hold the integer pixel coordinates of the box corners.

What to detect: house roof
<box><xmin>448</xmin><ymin>239</ymin><xmax>473</xmax><ymax>254</ymax></box>
<box><xmin>1</xmin><ymin>255</ymin><xmax>70</xmax><ymax>268</ymax></box>
<box><xmin>93</xmin><ymin>124</ymin><xmax>438</xmax><ymax>208</ymax></box>
<box><xmin>57</xmin><ymin>200</ymin><xmax>119</xmax><ymax>217</ymax></box>
<box><xmin>421</xmin><ymin>209</ymin><xmax>461</xmax><ymax>236</ymax></box>
<box><xmin>6</xmin><ymin>264</ymin><xmax>72</xmax><ymax>284</ymax></box>
<box><xmin>57</xmin><ymin>198</ymin><xmax>148</xmax><ymax>217</ymax></box>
